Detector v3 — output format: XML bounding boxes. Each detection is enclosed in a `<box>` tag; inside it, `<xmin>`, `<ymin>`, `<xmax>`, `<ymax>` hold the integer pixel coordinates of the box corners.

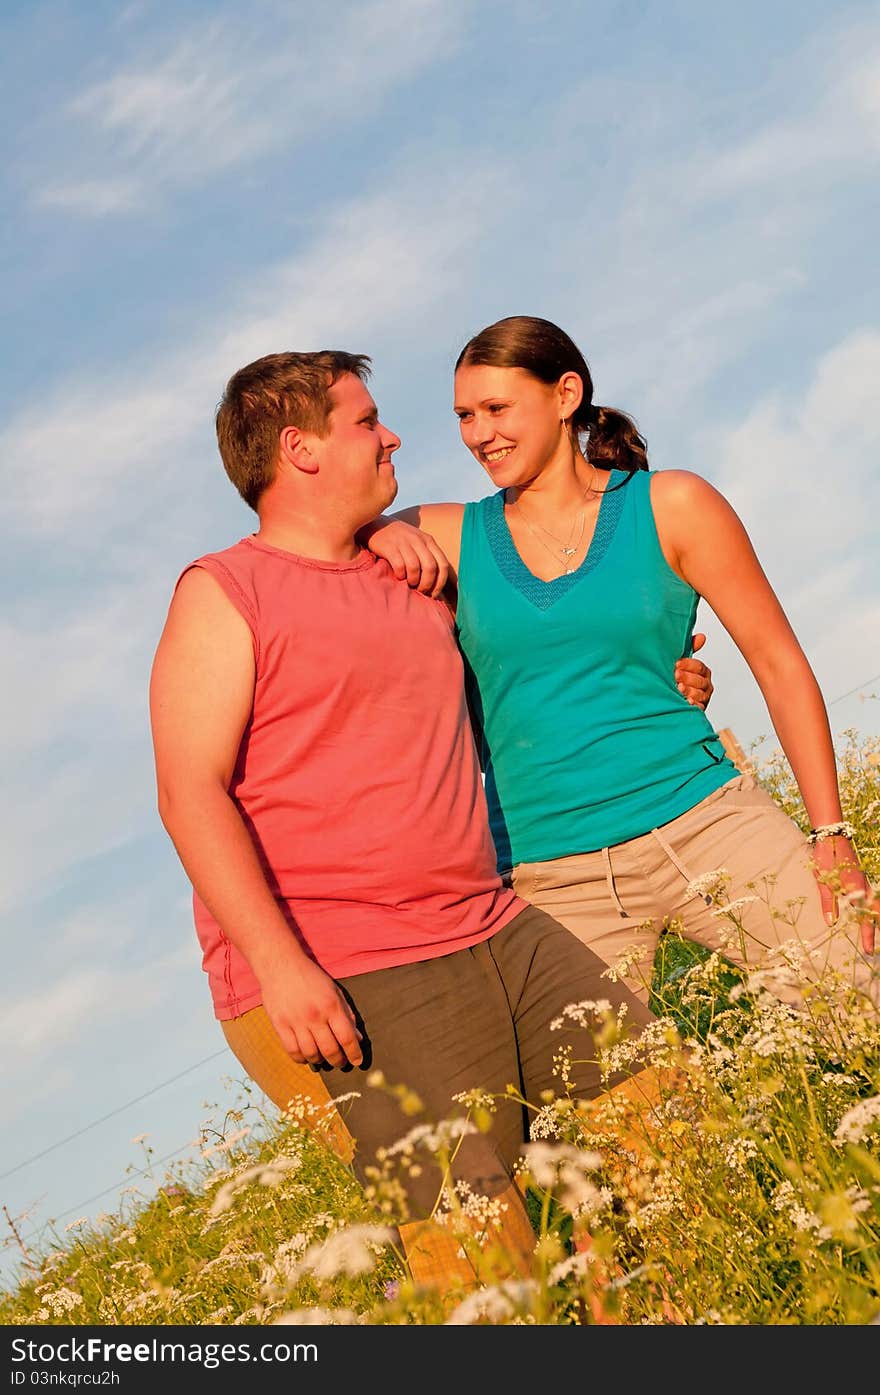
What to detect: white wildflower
<box><xmin>42</xmin><ymin>1287</ymin><xmax>84</xmax><ymax>1316</ymax></box>
<box><xmin>382</xmin><ymin>1117</ymin><xmax>477</xmax><ymax>1157</ymax></box>
<box><xmin>201</xmin><ymin>1125</ymin><xmax>252</xmax><ymax>1158</ymax></box>
<box><xmin>233</xmin><ymin>1306</ymin><xmax>266</xmax><ymax>1324</ymax></box>
<box><xmin>259</xmin><ymin>1234</ymin><xmax>312</xmax><ymax>1287</ymax></box>
<box><xmin>262</xmin><ymin>1223</ymin><xmax>395</xmax><ymax>1292</ymax></box>
<box><xmin>711</xmin><ymin>896</ymin><xmax>758</xmax><ymax>918</ymax></box>
<box><xmin>301</xmin><ymin>1223</ymin><xmax>395</xmax><ymax>1281</ymax></box>
<box><xmin>722</xmin><ymin>1136</ymin><xmax>759</xmax><ymax>1170</ymax></box>
<box><xmin>772</xmin><ymin>1181</ymin><xmax>821</xmax><ymax>1234</ymax></box>
<box><xmin>445</xmin><ymin>1280</ymin><xmax>538</xmax><ymax>1325</ymax></box>
<box><xmin>529</xmin><ymin>1101</ymin><xmax>572</xmax><ymax>1140</ymax></box>
<box><xmin>200</xmin><ymin>1167</ymin><xmax>233</xmax><ymax>1190</ymax></box>
<box><xmin>550</xmin><ymin>998</ymin><xmax>613</xmax><ymax>1031</ymax></box>
<box><xmin>273</xmin><ymin>1307</ymin><xmax>360</xmax><ymax>1325</ymax></box>
<box><xmin>522</xmin><ymin>1141</ymin><xmax>606</xmax><ymax>1217</ymax></box>
<box><xmin>439</xmin><ymin>1181</ymin><xmax>516</xmax><ymax>1233</ymax></box>
<box><xmin>834</xmin><ymin>1094</ymin><xmax>880</xmax><ymax>1145</ymax></box>
<box><xmin>451</xmin><ymin>1088</ymin><xmax>496</xmax><ymax>1111</ymax></box>
<box><xmin>63</xmin><ymin>1217</ymin><xmax>89</xmax><ymax>1233</ymax></box>
<box><xmin>601</xmin><ymin>943</ymin><xmax>652</xmax><ymax>983</ymax></box>
<box><xmin>548</xmin><ymin>1252</ymin><xmax>592</xmax><ymax>1284</ymax></box>
<box><xmin>684</xmin><ymin>867</ymin><xmax>731</xmax><ymax>902</ymax></box>
<box><xmin>209</xmin><ymin>1154</ymin><xmax>300</xmax><ymax>1216</ymax></box>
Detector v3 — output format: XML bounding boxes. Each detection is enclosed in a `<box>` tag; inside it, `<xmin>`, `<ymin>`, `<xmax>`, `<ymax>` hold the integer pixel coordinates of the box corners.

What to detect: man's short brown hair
<box><xmin>215</xmin><ymin>350</ymin><xmax>372</xmax><ymax>510</ymax></box>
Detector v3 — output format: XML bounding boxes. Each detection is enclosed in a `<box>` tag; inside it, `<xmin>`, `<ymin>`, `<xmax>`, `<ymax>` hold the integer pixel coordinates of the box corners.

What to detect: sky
<box><xmin>2</xmin><ymin>0</ymin><xmax>879</xmax><ymax>1291</ymax></box>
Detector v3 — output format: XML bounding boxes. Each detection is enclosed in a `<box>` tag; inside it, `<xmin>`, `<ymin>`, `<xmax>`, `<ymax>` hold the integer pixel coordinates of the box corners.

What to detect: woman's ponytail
<box><xmin>581</xmin><ymin>403</ymin><xmax>648</xmax><ymax>473</ymax></box>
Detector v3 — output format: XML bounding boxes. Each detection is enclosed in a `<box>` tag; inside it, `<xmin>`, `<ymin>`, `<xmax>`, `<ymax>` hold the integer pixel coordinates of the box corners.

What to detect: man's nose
<box><xmin>381</xmin><ymin>423</ymin><xmax>401</xmax><ymax>451</ymax></box>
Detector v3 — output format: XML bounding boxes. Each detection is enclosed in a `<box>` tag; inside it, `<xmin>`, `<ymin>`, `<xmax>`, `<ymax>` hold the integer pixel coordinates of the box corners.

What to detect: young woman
<box><xmin>366</xmin><ymin>316</ymin><xmax>878</xmax><ymax>1008</ymax></box>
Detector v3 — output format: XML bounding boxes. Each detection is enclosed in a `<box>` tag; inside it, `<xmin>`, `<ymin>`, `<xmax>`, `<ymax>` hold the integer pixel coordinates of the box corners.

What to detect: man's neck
<box><xmin>255</xmin><ymin>508</ymin><xmax>361</xmax><ymax>563</ymax></box>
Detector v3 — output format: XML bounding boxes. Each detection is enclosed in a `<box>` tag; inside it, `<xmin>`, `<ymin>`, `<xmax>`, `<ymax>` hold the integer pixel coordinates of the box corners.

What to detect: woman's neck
<box><xmin>508</xmin><ymin>450</ymin><xmax>606</xmax><ymax>513</ymax></box>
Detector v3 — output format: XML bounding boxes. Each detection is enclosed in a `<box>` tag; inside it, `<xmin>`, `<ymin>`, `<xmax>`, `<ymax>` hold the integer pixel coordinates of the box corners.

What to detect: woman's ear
<box><xmin>558</xmin><ymin>370</ymin><xmax>584</xmax><ymax>418</ymax></box>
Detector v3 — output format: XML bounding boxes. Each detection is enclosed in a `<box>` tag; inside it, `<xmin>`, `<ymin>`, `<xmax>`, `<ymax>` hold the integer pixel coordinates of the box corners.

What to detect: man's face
<box><xmin>316</xmin><ymin>373</ymin><xmax>401</xmax><ymax>520</ymax></box>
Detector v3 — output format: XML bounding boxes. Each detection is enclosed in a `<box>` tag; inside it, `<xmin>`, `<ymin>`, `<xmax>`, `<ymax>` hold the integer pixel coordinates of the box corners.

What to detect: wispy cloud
<box><xmin>691</xmin><ymin>329</ymin><xmax>880</xmax><ymax>741</ymax></box>
<box><xmin>0</xmin><ymin>168</ymin><xmax>504</xmax><ymax>916</ymax></box>
<box><xmin>705</xmin><ymin>44</ymin><xmax>880</xmax><ymax>193</ymax></box>
<box><xmin>7</xmin><ymin>169</ymin><xmax>500</xmax><ymax>538</ymax></box>
<box><xmin>711</xmin><ymin>329</ymin><xmax>880</xmax><ymax>584</ymax></box>
<box><xmin>33</xmin><ymin>0</ymin><xmax>467</xmax><ymax>215</ymax></box>
<box><xmin>36</xmin><ymin>178</ymin><xmax>143</xmax><ymax>216</ymax></box>
<box><xmin>0</xmin><ymin>942</ymin><xmax>193</xmax><ymax>1067</ymax></box>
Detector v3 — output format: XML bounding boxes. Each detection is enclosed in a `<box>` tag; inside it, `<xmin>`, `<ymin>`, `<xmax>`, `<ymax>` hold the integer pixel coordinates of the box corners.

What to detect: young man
<box><xmin>149</xmin><ymin>351</ymin><xmax>687</xmax><ymax>1292</ymax></box>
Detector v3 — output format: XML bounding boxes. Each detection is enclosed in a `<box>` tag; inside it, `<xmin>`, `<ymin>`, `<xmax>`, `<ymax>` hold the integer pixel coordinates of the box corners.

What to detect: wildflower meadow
<box><xmin>3</xmin><ymin>731</ymin><xmax>879</xmax><ymax>1327</ymax></box>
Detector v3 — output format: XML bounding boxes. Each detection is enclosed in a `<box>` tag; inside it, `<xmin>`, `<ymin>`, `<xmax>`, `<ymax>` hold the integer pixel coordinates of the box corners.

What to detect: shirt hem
<box><xmin>497</xmin><ymin>763</ymin><xmax>740</xmax><ymax>870</ymax></box>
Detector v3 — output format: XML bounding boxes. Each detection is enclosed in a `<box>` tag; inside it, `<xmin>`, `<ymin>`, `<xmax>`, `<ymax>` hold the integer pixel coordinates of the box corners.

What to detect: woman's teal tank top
<box><xmin>455</xmin><ymin>468</ymin><xmax>738</xmax><ymax>872</ymax></box>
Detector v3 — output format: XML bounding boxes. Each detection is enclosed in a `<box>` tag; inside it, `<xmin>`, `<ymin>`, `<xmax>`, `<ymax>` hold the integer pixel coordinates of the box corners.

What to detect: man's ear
<box><xmin>278</xmin><ymin>424</ymin><xmax>320</xmax><ymax>476</ymax></box>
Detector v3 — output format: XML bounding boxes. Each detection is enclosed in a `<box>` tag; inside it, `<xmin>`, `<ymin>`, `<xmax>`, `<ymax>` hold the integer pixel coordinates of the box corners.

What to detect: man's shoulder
<box><xmin>181</xmin><ymin>536</ymin><xmax>263</xmax><ymax>588</ymax></box>
<box><xmin>190</xmin><ymin>535</ymin><xmax>255</xmax><ymax>569</ymax></box>
<box><xmin>172</xmin><ymin>538</ymin><xmax>261</xmax><ymax>626</ymax></box>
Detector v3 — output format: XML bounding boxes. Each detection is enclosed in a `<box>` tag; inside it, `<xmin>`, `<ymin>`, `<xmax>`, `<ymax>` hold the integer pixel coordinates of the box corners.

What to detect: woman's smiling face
<box><xmin>453</xmin><ymin>363</ymin><xmax>577</xmax><ymax>488</ymax></box>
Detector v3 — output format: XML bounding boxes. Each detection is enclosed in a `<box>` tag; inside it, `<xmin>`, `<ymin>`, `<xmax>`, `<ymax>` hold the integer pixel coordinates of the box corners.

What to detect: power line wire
<box><xmin>1</xmin><ymin>1049</ymin><xmax>229</xmax><ymax>1181</ymax></box>
<box><xmin>827</xmin><ymin>673</ymin><xmax>880</xmax><ymax>708</ymax></box>
<box><xmin>14</xmin><ymin>1109</ymin><xmax>277</xmax><ymax>1251</ymax></box>
<box><xmin>14</xmin><ymin>1139</ymin><xmax>204</xmax><ymax>1249</ymax></box>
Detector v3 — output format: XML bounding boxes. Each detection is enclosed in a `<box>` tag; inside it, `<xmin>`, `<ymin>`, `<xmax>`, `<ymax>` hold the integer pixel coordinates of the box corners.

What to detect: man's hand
<box><xmin>675</xmin><ymin>631</ymin><xmax>714</xmax><ymax>709</ymax></box>
<box><xmin>363</xmin><ymin>518</ymin><xmax>450</xmax><ymax>597</ymax></box>
<box><xmin>261</xmin><ymin>954</ymin><xmax>364</xmax><ymax>1069</ymax></box>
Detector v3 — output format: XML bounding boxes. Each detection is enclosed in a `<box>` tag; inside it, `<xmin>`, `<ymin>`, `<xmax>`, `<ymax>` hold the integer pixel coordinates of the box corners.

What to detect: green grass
<box><xmin>2</xmin><ymin>729</ymin><xmax>879</xmax><ymax>1326</ymax></box>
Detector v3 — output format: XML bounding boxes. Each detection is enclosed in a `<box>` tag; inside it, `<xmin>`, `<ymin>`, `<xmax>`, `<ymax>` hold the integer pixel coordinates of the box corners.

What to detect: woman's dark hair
<box><xmin>455</xmin><ymin>315</ymin><xmax>648</xmax><ymax>474</ymax></box>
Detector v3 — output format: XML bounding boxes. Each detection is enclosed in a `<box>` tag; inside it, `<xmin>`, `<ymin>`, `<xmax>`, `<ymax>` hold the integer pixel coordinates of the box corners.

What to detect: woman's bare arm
<box><xmin>652</xmin><ymin>469</ymin><xmax>877</xmax><ymax>947</ymax></box>
<box><xmin>359</xmin><ymin>503</ymin><xmax>465</xmax><ymax>596</ymax></box>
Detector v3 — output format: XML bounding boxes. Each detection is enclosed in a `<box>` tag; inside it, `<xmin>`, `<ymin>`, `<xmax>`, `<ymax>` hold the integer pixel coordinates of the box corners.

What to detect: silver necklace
<box><xmin>523</xmin><ymin>502</ymin><xmax>586</xmax><ymax>555</ymax></box>
<box><xmin>508</xmin><ymin>469</ymin><xmax>600</xmax><ymax>575</ymax></box>
<box><xmin>513</xmin><ymin>508</ymin><xmax>581</xmax><ymax>575</ymax></box>
<box><xmin>513</xmin><ymin>504</ymin><xmax>586</xmax><ymax>569</ymax></box>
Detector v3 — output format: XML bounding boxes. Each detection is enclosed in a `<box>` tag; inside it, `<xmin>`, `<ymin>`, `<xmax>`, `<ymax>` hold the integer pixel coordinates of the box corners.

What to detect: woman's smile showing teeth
<box><xmin>484</xmin><ymin>446</ymin><xmax>515</xmax><ymax>463</ymax></box>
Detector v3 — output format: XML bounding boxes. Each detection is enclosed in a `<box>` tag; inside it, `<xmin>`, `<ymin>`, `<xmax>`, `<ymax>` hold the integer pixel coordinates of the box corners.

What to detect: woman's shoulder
<box><xmin>648</xmin><ymin>468</ymin><xmax>715</xmax><ymax>500</ymax></box>
<box><xmin>649</xmin><ymin>470</ymin><xmax>742</xmax><ymax>556</ymax></box>
<box><xmin>417</xmin><ymin>501</ymin><xmax>467</xmax><ymax>527</ymax></box>
<box><xmin>648</xmin><ymin>468</ymin><xmax>724</xmax><ymax>515</ymax></box>
<box><xmin>411</xmin><ymin>502</ymin><xmax>466</xmax><ymax>572</ymax></box>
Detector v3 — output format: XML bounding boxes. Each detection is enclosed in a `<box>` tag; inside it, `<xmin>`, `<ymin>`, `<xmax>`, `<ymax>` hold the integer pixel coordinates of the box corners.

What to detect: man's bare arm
<box><xmin>149</xmin><ymin>568</ymin><xmax>362</xmax><ymax>1067</ymax></box>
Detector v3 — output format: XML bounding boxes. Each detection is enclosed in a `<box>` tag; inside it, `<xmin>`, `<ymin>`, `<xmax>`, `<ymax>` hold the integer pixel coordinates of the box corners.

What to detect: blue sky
<box><xmin>2</xmin><ymin>0</ymin><xmax>879</xmax><ymax>1289</ymax></box>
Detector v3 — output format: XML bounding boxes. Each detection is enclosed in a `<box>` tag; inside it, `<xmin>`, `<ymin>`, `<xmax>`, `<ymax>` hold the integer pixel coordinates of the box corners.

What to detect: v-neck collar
<box><xmin>482</xmin><ymin>469</ymin><xmax>628</xmax><ymax>611</ymax></box>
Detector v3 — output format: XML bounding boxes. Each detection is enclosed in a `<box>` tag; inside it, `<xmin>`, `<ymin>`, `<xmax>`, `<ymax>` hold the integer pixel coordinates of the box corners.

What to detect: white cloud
<box><xmin>0</xmin><ymin>169</ymin><xmax>504</xmax><ymax>915</ymax></box>
<box><xmin>690</xmin><ymin>329</ymin><xmax>880</xmax><ymax>747</ymax></box>
<box><xmin>703</xmin><ymin>43</ymin><xmax>880</xmax><ymax>193</ymax></box>
<box><xmin>37</xmin><ymin>178</ymin><xmax>142</xmax><ymax>215</ymax></box>
<box><xmin>31</xmin><ymin>0</ymin><xmax>467</xmax><ymax>215</ymax></box>
<box><xmin>0</xmin><ymin>943</ymin><xmax>194</xmax><ymax>1067</ymax></box>
<box><xmin>711</xmin><ymin>329</ymin><xmax>880</xmax><ymax>582</ymax></box>
<box><xmin>0</xmin><ymin>749</ymin><xmax>156</xmax><ymax>919</ymax></box>
<box><xmin>0</xmin><ymin>600</ymin><xmax>153</xmax><ymax>762</ymax></box>
<box><xmin>6</xmin><ymin>171</ymin><xmax>499</xmax><ymax>538</ymax></box>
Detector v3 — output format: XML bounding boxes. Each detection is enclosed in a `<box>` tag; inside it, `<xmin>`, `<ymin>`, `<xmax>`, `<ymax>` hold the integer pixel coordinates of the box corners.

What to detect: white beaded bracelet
<box><xmin>807</xmin><ymin>821</ymin><xmax>856</xmax><ymax>844</ymax></box>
